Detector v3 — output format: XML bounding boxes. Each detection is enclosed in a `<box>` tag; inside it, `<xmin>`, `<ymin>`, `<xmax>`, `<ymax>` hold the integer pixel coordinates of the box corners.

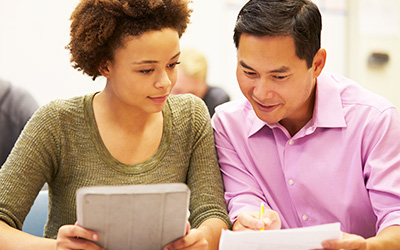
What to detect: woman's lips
<box><xmin>149</xmin><ymin>95</ymin><xmax>168</xmax><ymax>103</ymax></box>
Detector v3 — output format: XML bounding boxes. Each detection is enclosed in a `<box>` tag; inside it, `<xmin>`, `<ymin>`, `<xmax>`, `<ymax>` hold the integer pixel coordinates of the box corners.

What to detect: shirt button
<box><xmin>288</xmin><ymin>179</ymin><xmax>294</xmax><ymax>186</ymax></box>
<box><xmin>288</xmin><ymin>140</ymin><xmax>294</xmax><ymax>145</ymax></box>
<box><xmin>302</xmin><ymin>214</ymin><xmax>309</xmax><ymax>221</ymax></box>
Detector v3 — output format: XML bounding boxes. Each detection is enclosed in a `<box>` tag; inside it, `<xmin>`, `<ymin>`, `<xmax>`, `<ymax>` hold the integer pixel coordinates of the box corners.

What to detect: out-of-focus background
<box><xmin>0</xmin><ymin>0</ymin><xmax>399</xmax><ymax>108</ymax></box>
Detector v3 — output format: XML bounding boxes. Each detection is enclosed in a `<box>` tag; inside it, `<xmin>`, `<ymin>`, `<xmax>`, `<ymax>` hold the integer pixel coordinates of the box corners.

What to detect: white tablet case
<box><xmin>76</xmin><ymin>183</ymin><xmax>190</xmax><ymax>250</ymax></box>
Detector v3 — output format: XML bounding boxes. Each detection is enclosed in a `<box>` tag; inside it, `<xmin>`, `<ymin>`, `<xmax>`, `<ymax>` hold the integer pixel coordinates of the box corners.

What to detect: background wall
<box><xmin>347</xmin><ymin>0</ymin><xmax>400</xmax><ymax>109</ymax></box>
<box><xmin>0</xmin><ymin>0</ymin><xmax>398</xmax><ymax>110</ymax></box>
<box><xmin>0</xmin><ymin>0</ymin><xmax>105</xmax><ymax>106</ymax></box>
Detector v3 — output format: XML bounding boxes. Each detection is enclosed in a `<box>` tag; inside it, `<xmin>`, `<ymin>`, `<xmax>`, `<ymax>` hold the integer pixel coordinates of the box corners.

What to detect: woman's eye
<box><xmin>139</xmin><ymin>69</ymin><xmax>154</xmax><ymax>74</ymax></box>
<box><xmin>168</xmin><ymin>61</ymin><xmax>181</xmax><ymax>69</ymax></box>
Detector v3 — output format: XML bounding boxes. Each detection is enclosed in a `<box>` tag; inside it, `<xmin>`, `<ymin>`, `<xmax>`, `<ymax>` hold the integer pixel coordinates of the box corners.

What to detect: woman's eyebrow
<box><xmin>132</xmin><ymin>52</ymin><xmax>181</xmax><ymax>65</ymax></box>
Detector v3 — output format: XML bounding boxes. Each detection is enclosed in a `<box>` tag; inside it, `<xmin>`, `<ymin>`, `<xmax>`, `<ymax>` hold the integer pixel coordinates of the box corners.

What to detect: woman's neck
<box><xmin>93</xmin><ymin>90</ymin><xmax>161</xmax><ymax>132</ymax></box>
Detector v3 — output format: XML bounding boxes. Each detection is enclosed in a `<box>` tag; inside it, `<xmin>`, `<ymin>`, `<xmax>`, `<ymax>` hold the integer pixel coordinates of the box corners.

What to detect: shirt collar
<box><xmin>248</xmin><ymin>72</ymin><xmax>347</xmax><ymax>137</ymax></box>
<box><xmin>312</xmin><ymin>72</ymin><xmax>347</xmax><ymax>128</ymax></box>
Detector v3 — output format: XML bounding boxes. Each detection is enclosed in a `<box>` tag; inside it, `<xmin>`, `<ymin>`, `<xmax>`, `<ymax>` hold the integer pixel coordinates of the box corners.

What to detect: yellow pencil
<box><xmin>259</xmin><ymin>201</ymin><xmax>264</xmax><ymax>231</ymax></box>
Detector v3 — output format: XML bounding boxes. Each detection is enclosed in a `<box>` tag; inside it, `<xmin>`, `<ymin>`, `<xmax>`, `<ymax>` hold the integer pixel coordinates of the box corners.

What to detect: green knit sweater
<box><xmin>0</xmin><ymin>93</ymin><xmax>230</xmax><ymax>238</ymax></box>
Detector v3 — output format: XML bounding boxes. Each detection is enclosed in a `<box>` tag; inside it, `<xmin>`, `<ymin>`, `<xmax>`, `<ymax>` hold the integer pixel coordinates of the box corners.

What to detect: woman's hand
<box><xmin>163</xmin><ymin>221</ymin><xmax>208</xmax><ymax>250</ymax></box>
<box><xmin>56</xmin><ymin>222</ymin><xmax>104</xmax><ymax>250</ymax></box>
<box><xmin>233</xmin><ymin>209</ymin><xmax>281</xmax><ymax>231</ymax></box>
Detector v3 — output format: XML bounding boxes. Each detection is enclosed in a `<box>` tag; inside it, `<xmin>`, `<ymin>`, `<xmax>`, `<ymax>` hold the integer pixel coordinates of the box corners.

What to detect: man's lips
<box><xmin>254</xmin><ymin>101</ymin><xmax>280</xmax><ymax>112</ymax></box>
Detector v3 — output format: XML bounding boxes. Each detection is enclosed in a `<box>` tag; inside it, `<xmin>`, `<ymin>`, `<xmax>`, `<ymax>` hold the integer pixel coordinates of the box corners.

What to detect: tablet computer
<box><xmin>76</xmin><ymin>183</ymin><xmax>190</xmax><ymax>250</ymax></box>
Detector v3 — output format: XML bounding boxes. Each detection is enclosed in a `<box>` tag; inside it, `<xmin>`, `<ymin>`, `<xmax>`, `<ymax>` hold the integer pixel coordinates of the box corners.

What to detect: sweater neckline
<box><xmin>83</xmin><ymin>92</ymin><xmax>171</xmax><ymax>174</ymax></box>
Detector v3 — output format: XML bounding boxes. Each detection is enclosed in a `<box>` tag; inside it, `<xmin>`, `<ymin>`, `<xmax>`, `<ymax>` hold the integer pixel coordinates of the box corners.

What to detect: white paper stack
<box><xmin>219</xmin><ymin>222</ymin><xmax>342</xmax><ymax>250</ymax></box>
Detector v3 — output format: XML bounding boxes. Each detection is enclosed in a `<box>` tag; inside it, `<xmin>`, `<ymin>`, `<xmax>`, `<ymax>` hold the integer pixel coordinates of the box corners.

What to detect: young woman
<box><xmin>0</xmin><ymin>0</ymin><xmax>230</xmax><ymax>249</ymax></box>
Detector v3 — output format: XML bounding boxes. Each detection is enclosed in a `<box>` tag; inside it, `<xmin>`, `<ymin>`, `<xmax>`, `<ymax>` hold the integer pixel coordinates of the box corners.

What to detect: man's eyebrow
<box><xmin>239</xmin><ymin>60</ymin><xmax>255</xmax><ymax>71</ymax></box>
<box><xmin>268</xmin><ymin>66</ymin><xmax>290</xmax><ymax>73</ymax></box>
<box><xmin>132</xmin><ymin>52</ymin><xmax>181</xmax><ymax>65</ymax></box>
<box><xmin>239</xmin><ymin>61</ymin><xmax>290</xmax><ymax>73</ymax></box>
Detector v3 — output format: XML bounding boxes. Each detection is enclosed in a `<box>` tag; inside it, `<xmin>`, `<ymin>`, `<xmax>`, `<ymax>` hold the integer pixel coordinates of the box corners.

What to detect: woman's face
<box><xmin>101</xmin><ymin>28</ymin><xmax>181</xmax><ymax>115</ymax></box>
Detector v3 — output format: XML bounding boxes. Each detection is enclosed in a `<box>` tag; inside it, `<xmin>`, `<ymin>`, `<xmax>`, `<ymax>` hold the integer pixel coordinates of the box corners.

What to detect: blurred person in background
<box><xmin>172</xmin><ymin>48</ymin><xmax>230</xmax><ymax>117</ymax></box>
<box><xmin>0</xmin><ymin>78</ymin><xmax>38</xmax><ymax>167</ymax></box>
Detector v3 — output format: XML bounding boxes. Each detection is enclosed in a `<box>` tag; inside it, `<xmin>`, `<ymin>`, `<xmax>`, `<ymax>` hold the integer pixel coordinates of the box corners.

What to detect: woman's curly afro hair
<box><xmin>67</xmin><ymin>0</ymin><xmax>192</xmax><ymax>80</ymax></box>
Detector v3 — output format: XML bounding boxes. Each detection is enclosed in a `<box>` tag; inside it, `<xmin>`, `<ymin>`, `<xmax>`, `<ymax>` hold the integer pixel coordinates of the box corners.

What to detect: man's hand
<box><xmin>233</xmin><ymin>209</ymin><xmax>281</xmax><ymax>231</ymax></box>
<box><xmin>311</xmin><ymin>232</ymin><xmax>367</xmax><ymax>250</ymax></box>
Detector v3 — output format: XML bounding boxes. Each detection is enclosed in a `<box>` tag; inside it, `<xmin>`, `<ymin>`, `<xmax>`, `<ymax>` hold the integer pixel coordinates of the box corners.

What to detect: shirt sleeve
<box><xmin>211</xmin><ymin>109</ymin><xmax>267</xmax><ymax>223</ymax></box>
<box><xmin>363</xmin><ymin>107</ymin><xmax>400</xmax><ymax>233</ymax></box>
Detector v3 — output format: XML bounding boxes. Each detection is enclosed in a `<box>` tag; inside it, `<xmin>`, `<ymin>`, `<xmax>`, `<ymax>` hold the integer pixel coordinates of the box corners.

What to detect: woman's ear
<box><xmin>98</xmin><ymin>60</ymin><xmax>111</xmax><ymax>78</ymax></box>
<box><xmin>312</xmin><ymin>48</ymin><xmax>326</xmax><ymax>78</ymax></box>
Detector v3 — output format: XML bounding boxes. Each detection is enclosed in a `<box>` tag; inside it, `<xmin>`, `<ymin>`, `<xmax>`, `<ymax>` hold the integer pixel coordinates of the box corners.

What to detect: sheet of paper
<box><xmin>219</xmin><ymin>223</ymin><xmax>342</xmax><ymax>250</ymax></box>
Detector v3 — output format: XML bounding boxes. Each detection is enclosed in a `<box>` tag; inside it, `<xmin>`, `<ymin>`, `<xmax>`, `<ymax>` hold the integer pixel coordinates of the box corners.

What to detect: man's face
<box><xmin>236</xmin><ymin>34</ymin><xmax>322</xmax><ymax>134</ymax></box>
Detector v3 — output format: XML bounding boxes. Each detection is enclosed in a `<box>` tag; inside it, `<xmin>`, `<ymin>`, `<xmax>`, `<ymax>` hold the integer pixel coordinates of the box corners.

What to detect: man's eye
<box><xmin>274</xmin><ymin>75</ymin><xmax>287</xmax><ymax>80</ymax></box>
<box><xmin>244</xmin><ymin>70</ymin><xmax>256</xmax><ymax>76</ymax></box>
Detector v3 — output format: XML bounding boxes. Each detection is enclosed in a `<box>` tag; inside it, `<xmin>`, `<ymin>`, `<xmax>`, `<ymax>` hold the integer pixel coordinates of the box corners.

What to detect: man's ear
<box><xmin>98</xmin><ymin>60</ymin><xmax>111</xmax><ymax>78</ymax></box>
<box><xmin>312</xmin><ymin>48</ymin><xmax>326</xmax><ymax>78</ymax></box>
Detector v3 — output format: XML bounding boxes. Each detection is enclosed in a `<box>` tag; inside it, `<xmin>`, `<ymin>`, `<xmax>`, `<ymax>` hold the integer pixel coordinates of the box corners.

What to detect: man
<box><xmin>0</xmin><ymin>79</ymin><xmax>38</xmax><ymax>167</ymax></box>
<box><xmin>172</xmin><ymin>48</ymin><xmax>230</xmax><ymax>117</ymax></box>
<box><xmin>211</xmin><ymin>0</ymin><xmax>400</xmax><ymax>249</ymax></box>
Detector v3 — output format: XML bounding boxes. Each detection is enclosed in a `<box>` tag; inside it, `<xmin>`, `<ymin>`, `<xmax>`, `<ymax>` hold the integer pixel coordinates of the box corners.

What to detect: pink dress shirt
<box><xmin>212</xmin><ymin>72</ymin><xmax>400</xmax><ymax>237</ymax></box>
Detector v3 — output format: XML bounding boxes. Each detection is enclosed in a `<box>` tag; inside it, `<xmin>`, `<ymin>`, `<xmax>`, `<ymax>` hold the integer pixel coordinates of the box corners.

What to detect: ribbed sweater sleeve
<box><xmin>168</xmin><ymin>95</ymin><xmax>231</xmax><ymax>228</ymax></box>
